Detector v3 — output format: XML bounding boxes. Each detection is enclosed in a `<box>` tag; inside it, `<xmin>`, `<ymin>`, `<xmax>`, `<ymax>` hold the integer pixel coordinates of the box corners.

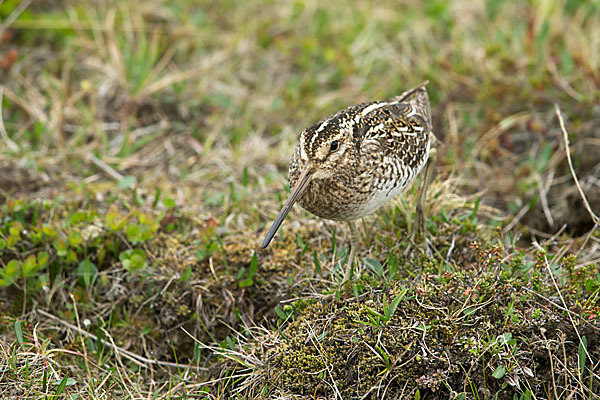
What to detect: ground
<box><xmin>0</xmin><ymin>0</ymin><xmax>599</xmax><ymax>399</ymax></box>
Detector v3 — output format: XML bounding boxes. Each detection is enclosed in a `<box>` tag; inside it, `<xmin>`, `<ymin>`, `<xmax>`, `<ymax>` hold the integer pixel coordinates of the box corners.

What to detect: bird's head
<box><xmin>296</xmin><ymin>116</ymin><xmax>356</xmax><ymax>179</ymax></box>
<box><xmin>261</xmin><ymin>112</ymin><xmax>357</xmax><ymax>249</ymax></box>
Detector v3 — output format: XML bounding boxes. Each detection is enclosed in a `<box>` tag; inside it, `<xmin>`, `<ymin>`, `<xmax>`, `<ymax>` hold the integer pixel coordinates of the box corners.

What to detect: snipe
<box><xmin>262</xmin><ymin>82</ymin><xmax>433</xmax><ymax>282</ymax></box>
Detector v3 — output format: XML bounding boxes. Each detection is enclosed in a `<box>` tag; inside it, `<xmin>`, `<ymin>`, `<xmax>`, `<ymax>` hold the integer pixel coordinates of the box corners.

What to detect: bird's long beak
<box><xmin>262</xmin><ymin>162</ymin><xmax>313</xmax><ymax>249</ymax></box>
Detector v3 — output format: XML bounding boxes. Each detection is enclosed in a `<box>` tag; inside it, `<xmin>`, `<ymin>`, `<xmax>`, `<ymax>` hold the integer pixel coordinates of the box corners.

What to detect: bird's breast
<box><xmin>293</xmin><ymin>148</ymin><xmax>429</xmax><ymax>221</ymax></box>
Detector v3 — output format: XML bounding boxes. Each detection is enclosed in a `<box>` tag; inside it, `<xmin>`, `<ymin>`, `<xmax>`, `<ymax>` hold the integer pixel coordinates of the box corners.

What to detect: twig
<box><xmin>540</xmin><ymin>328</ymin><xmax>559</xmax><ymax>400</ymax></box>
<box><xmin>86</xmin><ymin>152</ymin><xmax>124</xmax><ymax>181</ymax></box>
<box><xmin>536</xmin><ymin>170</ymin><xmax>555</xmax><ymax>228</ymax></box>
<box><xmin>71</xmin><ymin>294</ymin><xmax>93</xmax><ymax>387</ymax></box>
<box><xmin>502</xmin><ymin>204</ymin><xmax>530</xmax><ymax>234</ymax></box>
<box><xmin>555</xmin><ymin>105</ymin><xmax>600</xmax><ymax>226</ymax></box>
<box><xmin>548</xmin><ymin>61</ymin><xmax>584</xmax><ymax>102</ymax></box>
<box><xmin>37</xmin><ymin>309</ymin><xmax>207</xmax><ymax>371</ymax></box>
<box><xmin>0</xmin><ymin>0</ymin><xmax>33</xmax><ymax>38</ymax></box>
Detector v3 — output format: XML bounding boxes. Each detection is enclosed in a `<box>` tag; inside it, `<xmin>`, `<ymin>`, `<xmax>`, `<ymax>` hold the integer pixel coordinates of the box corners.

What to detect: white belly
<box><xmin>357</xmin><ymin>182</ymin><xmax>407</xmax><ymax>217</ymax></box>
<box><xmin>356</xmin><ymin>143</ymin><xmax>430</xmax><ymax>218</ymax></box>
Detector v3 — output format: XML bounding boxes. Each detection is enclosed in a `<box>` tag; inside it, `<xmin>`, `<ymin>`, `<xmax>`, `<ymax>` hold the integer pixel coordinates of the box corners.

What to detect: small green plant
<box><xmin>14</xmin><ymin>320</ymin><xmax>24</xmax><ymax>347</ymax></box>
<box><xmin>76</xmin><ymin>258</ymin><xmax>98</xmax><ymax>289</ymax></box>
<box><xmin>238</xmin><ymin>251</ymin><xmax>258</xmax><ymax>288</ymax></box>
<box><xmin>0</xmin><ymin>251</ymin><xmax>49</xmax><ymax>287</ymax></box>
<box><xmin>491</xmin><ymin>364</ymin><xmax>506</xmax><ymax>379</ymax></box>
<box><xmin>356</xmin><ymin>290</ymin><xmax>407</xmax><ymax>328</ymax></box>
<box><xmin>578</xmin><ymin>336</ymin><xmax>587</xmax><ymax>380</ymax></box>
<box><xmin>196</xmin><ymin>218</ymin><xmax>219</xmax><ymax>261</ymax></box>
<box><xmin>274</xmin><ymin>305</ymin><xmax>295</xmax><ymax>324</ymax></box>
<box><xmin>119</xmin><ymin>249</ymin><xmax>148</xmax><ymax>272</ymax></box>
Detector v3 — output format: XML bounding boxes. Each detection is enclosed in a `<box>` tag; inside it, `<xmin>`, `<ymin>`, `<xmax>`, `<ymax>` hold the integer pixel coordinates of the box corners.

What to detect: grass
<box><xmin>1</xmin><ymin>0</ymin><xmax>599</xmax><ymax>398</ymax></box>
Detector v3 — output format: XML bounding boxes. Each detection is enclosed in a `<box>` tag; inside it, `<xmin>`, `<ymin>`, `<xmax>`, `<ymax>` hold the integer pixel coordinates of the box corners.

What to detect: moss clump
<box><xmin>266</xmin><ymin>284</ymin><xmax>468</xmax><ymax>397</ymax></box>
<box><xmin>244</xmin><ymin>270</ymin><xmax>600</xmax><ymax>399</ymax></box>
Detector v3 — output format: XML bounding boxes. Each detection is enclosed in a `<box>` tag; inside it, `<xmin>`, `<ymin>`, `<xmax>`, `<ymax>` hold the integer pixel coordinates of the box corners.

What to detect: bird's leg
<box><xmin>343</xmin><ymin>220</ymin><xmax>359</xmax><ymax>283</ymax></box>
<box><xmin>415</xmin><ymin>147</ymin><xmax>437</xmax><ymax>241</ymax></box>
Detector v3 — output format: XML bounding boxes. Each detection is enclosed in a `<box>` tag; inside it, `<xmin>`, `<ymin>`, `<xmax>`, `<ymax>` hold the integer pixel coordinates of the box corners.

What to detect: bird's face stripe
<box><xmin>316</xmin><ymin>119</ymin><xmax>329</xmax><ymax>133</ymax></box>
<box><xmin>361</xmin><ymin>102</ymin><xmax>388</xmax><ymax>117</ymax></box>
<box><xmin>299</xmin><ymin>134</ymin><xmax>308</xmax><ymax>161</ymax></box>
<box><xmin>309</xmin><ymin>127</ymin><xmax>320</xmax><ymax>152</ymax></box>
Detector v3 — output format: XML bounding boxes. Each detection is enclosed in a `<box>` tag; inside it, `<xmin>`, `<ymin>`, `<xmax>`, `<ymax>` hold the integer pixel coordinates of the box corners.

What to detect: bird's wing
<box><xmin>358</xmin><ymin>94</ymin><xmax>431</xmax><ymax>166</ymax></box>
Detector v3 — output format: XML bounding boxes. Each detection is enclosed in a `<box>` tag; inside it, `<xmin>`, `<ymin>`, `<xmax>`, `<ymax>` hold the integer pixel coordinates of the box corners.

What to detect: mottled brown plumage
<box><xmin>262</xmin><ymin>83</ymin><xmax>432</xmax><ymax>279</ymax></box>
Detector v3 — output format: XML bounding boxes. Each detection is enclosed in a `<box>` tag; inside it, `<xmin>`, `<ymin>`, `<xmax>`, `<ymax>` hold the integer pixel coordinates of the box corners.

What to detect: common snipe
<box><xmin>262</xmin><ymin>82</ymin><xmax>433</xmax><ymax>282</ymax></box>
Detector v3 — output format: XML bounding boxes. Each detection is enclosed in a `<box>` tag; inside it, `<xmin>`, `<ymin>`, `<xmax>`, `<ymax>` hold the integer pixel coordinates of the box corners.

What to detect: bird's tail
<box><xmin>394</xmin><ymin>80</ymin><xmax>429</xmax><ymax>102</ymax></box>
<box><xmin>394</xmin><ymin>81</ymin><xmax>431</xmax><ymax>128</ymax></box>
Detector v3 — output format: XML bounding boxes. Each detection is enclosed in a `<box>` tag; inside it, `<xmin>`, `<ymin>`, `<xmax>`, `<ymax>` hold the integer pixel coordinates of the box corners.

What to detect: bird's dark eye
<box><xmin>330</xmin><ymin>140</ymin><xmax>339</xmax><ymax>152</ymax></box>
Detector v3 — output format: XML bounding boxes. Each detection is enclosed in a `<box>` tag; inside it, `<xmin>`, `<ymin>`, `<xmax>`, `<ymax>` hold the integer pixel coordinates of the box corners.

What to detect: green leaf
<box><xmin>42</xmin><ymin>368</ymin><xmax>47</xmax><ymax>393</ymax></box>
<box><xmin>14</xmin><ymin>320</ymin><xmax>23</xmax><ymax>347</ymax></box>
<box><xmin>365</xmin><ymin>306</ymin><xmax>383</xmax><ymax>319</ymax></box>
<box><xmin>163</xmin><ymin>197</ymin><xmax>175</xmax><ymax>208</ymax></box>
<box><xmin>67</xmin><ymin>230</ymin><xmax>82</xmax><ymax>246</ymax></box>
<box><xmin>70</xmin><ymin>210</ymin><xmax>89</xmax><ymax>224</ymax></box>
<box><xmin>497</xmin><ymin>333</ymin><xmax>513</xmax><ymax>345</ymax></box>
<box><xmin>118</xmin><ymin>175</ymin><xmax>137</xmax><ymax>189</ymax></box>
<box><xmin>126</xmin><ymin>223</ymin><xmax>141</xmax><ymax>243</ymax></box>
<box><xmin>492</xmin><ymin>364</ymin><xmax>506</xmax><ymax>379</ymax></box>
<box><xmin>463</xmin><ymin>306</ymin><xmax>477</xmax><ymax>316</ymax></box>
<box><xmin>365</xmin><ymin>258</ymin><xmax>383</xmax><ymax>277</ymax></box>
<box><xmin>242</xmin><ymin>166</ymin><xmax>249</xmax><ymax>186</ymax></box>
<box><xmin>3</xmin><ymin>259</ymin><xmax>22</xmax><ymax>281</ymax></box>
<box><xmin>274</xmin><ymin>307</ymin><xmax>288</xmax><ymax>320</ymax></box>
<box><xmin>470</xmin><ymin>197</ymin><xmax>481</xmax><ymax>221</ymax></box>
<box><xmin>193</xmin><ymin>342</ymin><xmax>202</xmax><ymax>363</ymax></box>
<box><xmin>120</xmin><ymin>249</ymin><xmax>147</xmax><ymax>272</ymax></box>
<box><xmin>22</xmin><ymin>254</ymin><xmax>38</xmax><ymax>277</ymax></box>
<box><xmin>296</xmin><ymin>234</ymin><xmax>305</xmax><ymax>249</ymax></box>
<box><xmin>238</xmin><ymin>279</ymin><xmax>254</xmax><ymax>288</ymax></box>
<box><xmin>42</xmin><ymin>224</ymin><xmax>57</xmax><ymax>238</ymax></box>
<box><xmin>387</xmin><ymin>289</ymin><xmax>407</xmax><ymax>319</ymax></box>
<box><xmin>37</xmin><ymin>251</ymin><xmax>49</xmax><ymax>268</ymax></box>
<box><xmin>106</xmin><ymin>206</ymin><xmax>123</xmax><ymax>231</ymax></box>
<box><xmin>247</xmin><ymin>251</ymin><xmax>258</xmax><ymax>280</ymax></box>
<box><xmin>54</xmin><ymin>238</ymin><xmax>68</xmax><ymax>257</ymax></box>
<box><xmin>578</xmin><ymin>336</ymin><xmax>587</xmax><ymax>377</ymax></box>
<box><xmin>9</xmin><ymin>221</ymin><xmax>22</xmax><ymax>237</ymax></box>
<box><xmin>66</xmin><ymin>250</ymin><xmax>77</xmax><ymax>263</ymax></box>
<box><xmin>180</xmin><ymin>266</ymin><xmax>192</xmax><ymax>282</ymax></box>
<box><xmin>535</xmin><ymin>19</ymin><xmax>550</xmax><ymax>48</ymax></box>
<box><xmin>130</xmin><ymin>253</ymin><xmax>145</xmax><ymax>270</ymax></box>
<box><xmin>560</xmin><ymin>48</ymin><xmax>574</xmax><ymax>75</ymax></box>
<box><xmin>77</xmin><ymin>259</ymin><xmax>98</xmax><ymax>289</ymax></box>
<box><xmin>388</xmin><ymin>253</ymin><xmax>399</xmax><ymax>280</ymax></box>
<box><xmin>313</xmin><ymin>250</ymin><xmax>321</xmax><ymax>275</ymax></box>
<box><xmin>53</xmin><ymin>376</ymin><xmax>68</xmax><ymax>395</ymax></box>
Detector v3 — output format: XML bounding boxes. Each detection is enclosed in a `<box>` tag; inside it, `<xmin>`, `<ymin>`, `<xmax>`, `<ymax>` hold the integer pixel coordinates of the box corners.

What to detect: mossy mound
<box><xmin>227</xmin><ymin>253</ymin><xmax>600</xmax><ymax>399</ymax></box>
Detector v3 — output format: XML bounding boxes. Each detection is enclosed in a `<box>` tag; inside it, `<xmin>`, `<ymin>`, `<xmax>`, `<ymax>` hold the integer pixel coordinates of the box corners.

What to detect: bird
<box><xmin>262</xmin><ymin>82</ymin><xmax>433</xmax><ymax>282</ymax></box>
